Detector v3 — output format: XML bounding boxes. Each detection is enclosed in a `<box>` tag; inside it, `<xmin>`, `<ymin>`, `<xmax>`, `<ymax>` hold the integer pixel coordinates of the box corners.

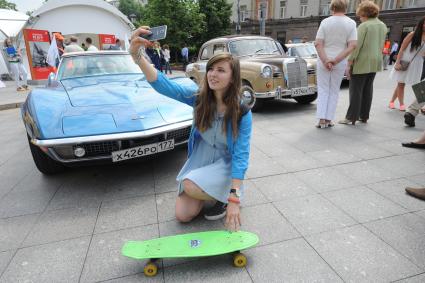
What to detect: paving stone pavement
<box><xmin>0</xmin><ymin>69</ymin><xmax>424</xmax><ymax>282</ymax></box>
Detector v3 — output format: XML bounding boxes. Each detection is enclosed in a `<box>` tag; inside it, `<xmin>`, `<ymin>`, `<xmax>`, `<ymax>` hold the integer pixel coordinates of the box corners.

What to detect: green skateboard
<box><xmin>122</xmin><ymin>230</ymin><xmax>259</xmax><ymax>276</ymax></box>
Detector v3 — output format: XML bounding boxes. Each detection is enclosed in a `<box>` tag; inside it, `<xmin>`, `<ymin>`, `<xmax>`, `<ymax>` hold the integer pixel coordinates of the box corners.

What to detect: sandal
<box><xmin>316</xmin><ymin>123</ymin><xmax>327</xmax><ymax>129</ymax></box>
<box><xmin>16</xmin><ymin>86</ymin><xmax>25</xmax><ymax>91</ymax></box>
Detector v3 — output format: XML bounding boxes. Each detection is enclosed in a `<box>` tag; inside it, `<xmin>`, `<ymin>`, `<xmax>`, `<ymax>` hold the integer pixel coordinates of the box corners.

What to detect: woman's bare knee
<box><xmin>175</xmin><ymin>211</ymin><xmax>195</xmax><ymax>223</ymax></box>
<box><xmin>175</xmin><ymin>193</ymin><xmax>203</xmax><ymax>223</ymax></box>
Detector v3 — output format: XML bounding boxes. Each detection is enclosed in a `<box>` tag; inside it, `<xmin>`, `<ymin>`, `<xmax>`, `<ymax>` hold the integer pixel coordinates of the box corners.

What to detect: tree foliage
<box><xmin>140</xmin><ymin>0</ymin><xmax>205</xmax><ymax>51</ymax></box>
<box><xmin>0</xmin><ymin>0</ymin><xmax>17</xmax><ymax>10</ymax></box>
<box><xmin>118</xmin><ymin>0</ymin><xmax>143</xmax><ymax>22</ymax></box>
<box><xmin>196</xmin><ymin>0</ymin><xmax>232</xmax><ymax>44</ymax></box>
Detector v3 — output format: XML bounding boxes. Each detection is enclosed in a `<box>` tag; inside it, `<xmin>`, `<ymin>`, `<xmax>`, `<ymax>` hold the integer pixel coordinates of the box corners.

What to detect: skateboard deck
<box><xmin>122</xmin><ymin>230</ymin><xmax>259</xmax><ymax>260</ymax></box>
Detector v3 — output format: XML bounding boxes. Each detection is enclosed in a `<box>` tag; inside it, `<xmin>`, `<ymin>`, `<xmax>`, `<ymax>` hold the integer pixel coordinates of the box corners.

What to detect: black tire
<box><xmin>28</xmin><ymin>136</ymin><xmax>65</xmax><ymax>175</ymax></box>
<box><xmin>294</xmin><ymin>93</ymin><xmax>318</xmax><ymax>104</ymax></box>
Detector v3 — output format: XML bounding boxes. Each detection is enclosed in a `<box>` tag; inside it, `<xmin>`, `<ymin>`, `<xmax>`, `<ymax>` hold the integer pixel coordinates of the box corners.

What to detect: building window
<box><xmin>320</xmin><ymin>0</ymin><xmax>331</xmax><ymax>15</ymax></box>
<box><xmin>385</xmin><ymin>0</ymin><xmax>396</xmax><ymax>9</ymax></box>
<box><xmin>407</xmin><ymin>0</ymin><xmax>416</xmax><ymax>7</ymax></box>
<box><xmin>240</xmin><ymin>5</ymin><xmax>248</xmax><ymax>22</ymax></box>
<box><xmin>280</xmin><ymin>1</ymin><xmax>286</xmax><ymax>19</ymax></box>
<box><xmin>300</xmin><ymin>0</ymin><xmax>308</xmax><ymax>17</ymax></box>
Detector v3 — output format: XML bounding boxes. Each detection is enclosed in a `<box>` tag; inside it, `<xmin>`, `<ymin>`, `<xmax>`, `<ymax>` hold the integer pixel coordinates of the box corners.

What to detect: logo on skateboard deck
<box><xmin>190</xmin><ymin>240</ymin><xmax>202</xmax><ymax>248</ymax></box>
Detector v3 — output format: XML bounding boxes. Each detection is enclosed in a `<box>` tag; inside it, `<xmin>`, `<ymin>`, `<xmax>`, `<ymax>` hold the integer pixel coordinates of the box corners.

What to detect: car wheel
<box><xmin>241</xmin><ymin>82</ymin><xmax>263</xmax><ymax>112</ymax></box>
<box><xmin>27</xmin><ymin>136</ymin><xmax>65</xmax><ymax>175</ymax></box>
<box><xmin>294</xmin><ymin>93</ymin><xmax>318</xmax><ymax>104</ymax></box>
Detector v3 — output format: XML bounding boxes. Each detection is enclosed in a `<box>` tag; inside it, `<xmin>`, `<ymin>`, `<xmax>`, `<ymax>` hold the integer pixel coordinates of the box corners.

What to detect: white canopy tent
<box><xmin>0</xmin><ymin>9</ymin><xmax>29</xmax><ymax>75</ymax></box>
<box><xmin>0</xmin><ymin>9</ymin><xmax>28</xmax><ymax>38</ymax></box>
<box><xmin>17</xmin><ymin>0</ymin><xmax>135</xmax><ymax>80</ymax></box>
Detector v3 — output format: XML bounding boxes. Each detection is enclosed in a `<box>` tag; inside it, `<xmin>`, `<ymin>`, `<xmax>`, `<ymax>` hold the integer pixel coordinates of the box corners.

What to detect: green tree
<box><xmin>0</xmin><ymin>0</ymin><xmax>17</xmax><ymax>10</ymax></box>
<box><xmin>118</xmin><ymin>0</ymin><xmax>143</xmax><ymax>23</ymax></box>
<box><xmin>197</xmin><ymin>0</ymin><xmax>232</xmax><ymax>44</ymax></box>
<box><xmin>141</xmin><ymin>0</ymin><xmax>205</xmax><ymax>60</ymax></box>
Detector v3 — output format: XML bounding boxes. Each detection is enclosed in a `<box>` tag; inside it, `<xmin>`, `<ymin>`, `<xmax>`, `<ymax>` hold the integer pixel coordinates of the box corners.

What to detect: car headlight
<box><xmin>261</xmin><ymin>65</ymin><xmax>272</xmax><ymax>78</ymax></box>
<box><xmin>74</xmin><ymin>146</ymin><xmax>86</xmax><ymax>157</ymax></box>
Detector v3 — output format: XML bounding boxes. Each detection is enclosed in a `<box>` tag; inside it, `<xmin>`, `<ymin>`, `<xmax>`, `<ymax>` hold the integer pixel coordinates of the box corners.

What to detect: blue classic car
<box><xmin>21</xmin><ymin>51</ymin><xmax>195</xmax><ymax>174</ymax></box>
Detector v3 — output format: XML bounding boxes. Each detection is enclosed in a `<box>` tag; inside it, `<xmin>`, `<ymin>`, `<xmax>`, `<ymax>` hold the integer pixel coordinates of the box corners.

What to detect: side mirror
<box><xmin>47</xmin><ymin>72</ymin><xmax>55</xmax><ymax>87</ymax></box>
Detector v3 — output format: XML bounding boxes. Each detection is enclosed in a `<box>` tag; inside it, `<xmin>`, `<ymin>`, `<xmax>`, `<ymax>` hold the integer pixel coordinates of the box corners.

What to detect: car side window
<box><xmin>200</xmin><ymin>46</ymin><xmax>210</xmax><ymax>60</ymax></box>
<box><xmin>213</xmin><ymin>44</ymin><xmax>226</xmax><ymax>55</ymax></box>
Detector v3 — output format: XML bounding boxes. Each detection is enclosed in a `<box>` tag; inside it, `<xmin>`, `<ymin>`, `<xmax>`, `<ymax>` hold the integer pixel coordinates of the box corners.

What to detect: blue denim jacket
<box><xmin>149</xmin><ymin>71</ymin><xmax>252</xmax><ymax>180</ymax></box>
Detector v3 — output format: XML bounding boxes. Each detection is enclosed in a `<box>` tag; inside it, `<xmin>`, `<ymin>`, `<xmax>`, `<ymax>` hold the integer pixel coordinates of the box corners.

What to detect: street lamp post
<box><xmin>236</xmin><ymin>0</ymin><xmax>241</xmax><ymax>34</ymax></box>
<box><xmin>259</xmin><ymin>0</ymin><xmax>266</xmax><ymax>36</ymax></box>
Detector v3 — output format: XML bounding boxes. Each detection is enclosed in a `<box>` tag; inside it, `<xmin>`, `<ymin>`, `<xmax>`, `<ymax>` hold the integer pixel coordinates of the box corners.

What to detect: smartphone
<box><xmin>140</xmin><ymin>25</ymin><xmax>167</xmax><ymax>41</ymax></box>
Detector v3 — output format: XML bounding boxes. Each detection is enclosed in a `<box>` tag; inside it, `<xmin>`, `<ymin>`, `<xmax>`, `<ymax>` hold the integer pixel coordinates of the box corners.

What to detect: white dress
<box><xmin>390</xmin><ymin>41</ymin><xmax>425</xmax><ymax>84</ymax></box>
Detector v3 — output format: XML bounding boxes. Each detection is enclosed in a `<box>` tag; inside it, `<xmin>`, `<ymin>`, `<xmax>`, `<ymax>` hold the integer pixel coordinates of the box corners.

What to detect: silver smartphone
<box><xmin>140</xmin><ymin>25</ymin><xmax>167</xmax><ymax>41</ymax></box>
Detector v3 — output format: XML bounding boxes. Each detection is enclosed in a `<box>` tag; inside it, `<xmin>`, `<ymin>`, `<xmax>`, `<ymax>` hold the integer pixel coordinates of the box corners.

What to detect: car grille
<box><xmin>55</xmin><ymin>126</ymin><xmax>192</xmax><ymax>160</ymax></box>
<box><xmin>285</xmin><ymin>60</ymin><xmax>308</xmax><ymax>88</ymax></box>
<box><xmin>167</xmin><ymin>127</ymin><xmax>192</xmax><ymax>143</ymax></box>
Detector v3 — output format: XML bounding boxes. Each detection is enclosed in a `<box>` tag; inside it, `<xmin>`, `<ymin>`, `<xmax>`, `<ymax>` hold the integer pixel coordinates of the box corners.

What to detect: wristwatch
<box><xmin>230</xmin><ymin>188</ymin><xmax>241</xmax><ymax>198</ymax></box>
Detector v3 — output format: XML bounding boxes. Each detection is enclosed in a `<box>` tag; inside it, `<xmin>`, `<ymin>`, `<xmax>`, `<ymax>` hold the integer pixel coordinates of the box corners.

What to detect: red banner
<box><xmin>23</xmin><ymin>29</ymin><xmax>56</xmax><ymax>80</ymax></box>
<box><xmin>98</xmin><ymin>34</ymin><xmax>116</xmax><ymax>50</ymax></box>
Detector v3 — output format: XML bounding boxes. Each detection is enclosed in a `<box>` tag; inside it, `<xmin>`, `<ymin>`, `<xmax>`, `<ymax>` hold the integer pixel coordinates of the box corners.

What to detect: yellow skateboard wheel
<box><xmin>144</xmin><ymin>262</ymin><xmax>158</xmax><ymax>277</ymax></box>
<box><xmin>233</xmin><ymin>253</ymin><xmax>247</xmax><ymax>267</ymax></box>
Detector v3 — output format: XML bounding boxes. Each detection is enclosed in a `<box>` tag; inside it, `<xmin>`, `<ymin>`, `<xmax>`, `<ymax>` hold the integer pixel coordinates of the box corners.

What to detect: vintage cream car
<box><xmin>186</xmin><ymin>35</ymin><xmax>317</xmax><ymax>110</ymax></box>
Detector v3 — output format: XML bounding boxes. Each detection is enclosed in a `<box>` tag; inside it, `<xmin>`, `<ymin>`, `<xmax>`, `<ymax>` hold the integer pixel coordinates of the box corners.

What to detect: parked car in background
<box><xmin>186</xmin><ymin>35</ymin><xmax>317</xmax><ymax>111</ymax></box>
<box><xmin>21</xmin><ymin>51</ymin><xmax>194</xmax><ymax>174</ymax></box>
<box><xmin>287</xmin><ymin>42</ymin><xmax>348</xmax><ymax>82</ymax></box>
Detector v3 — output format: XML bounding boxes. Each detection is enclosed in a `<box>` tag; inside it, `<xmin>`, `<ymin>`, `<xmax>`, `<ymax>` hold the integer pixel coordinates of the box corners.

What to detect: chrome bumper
<box><xmin>31</xmin><ymin>120</ymin><xmax>193</xmax><ymax>147</ymax></box>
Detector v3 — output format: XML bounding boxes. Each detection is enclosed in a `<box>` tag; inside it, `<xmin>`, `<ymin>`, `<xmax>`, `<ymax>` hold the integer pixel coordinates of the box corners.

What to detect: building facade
<box><xmin>228</xmin><ymin>0</ymin><xmax>425</xmax><ymax>44</ymax></box>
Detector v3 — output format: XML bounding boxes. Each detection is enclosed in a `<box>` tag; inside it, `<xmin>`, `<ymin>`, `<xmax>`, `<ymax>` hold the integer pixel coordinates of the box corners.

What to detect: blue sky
<box><xmin>10</xmin><ymin>0</ymin><xmax>44</xmax><ymax>13</ymax></box>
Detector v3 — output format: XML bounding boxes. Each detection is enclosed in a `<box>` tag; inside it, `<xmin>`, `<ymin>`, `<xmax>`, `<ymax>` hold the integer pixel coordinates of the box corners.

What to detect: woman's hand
<box><xmin>345</xmin><ymin>65</ymin><xmax>352</xmax><ymax>80</ymax></box>
<box><xmin>225</xmin><ymin>202</ymin><xmax>241</xmax><ymax>232</ymax></box>
<box><xmin>129</xmin><ymin>26</ymin><xmax>158</xmax><ymax>82</ymax></box>
<box><xmin>394</xmin><ymin>62</ymin><xmax>402</xmax><ymax>71</ymax></box>
<box><xmin>129</xmin><ymin>26</ymin><xmax>153</xmax><ymax>61</ymax></box>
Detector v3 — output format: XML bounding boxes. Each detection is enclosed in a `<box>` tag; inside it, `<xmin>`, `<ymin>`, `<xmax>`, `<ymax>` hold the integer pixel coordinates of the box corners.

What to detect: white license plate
<box><xmin>291</xmin><ymin>87</ymin><xmax>316</xmax><ymax>97</ymax></box>
<box><xmin>112</xmin><ymin>139</ymin><xmax>174</xmax><ymax>162</ymax></box>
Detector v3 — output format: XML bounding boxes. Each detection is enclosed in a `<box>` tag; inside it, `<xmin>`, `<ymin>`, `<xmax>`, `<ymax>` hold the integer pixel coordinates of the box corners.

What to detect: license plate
<box><xmin>291</xmin><ymin>87</ymin><xmax>316</xmax><ymax>97</ymax></box>
<box><xmin>112</xmin><ymin>139</ymin><xmax>174</xmax><ymax>162</ymax></box>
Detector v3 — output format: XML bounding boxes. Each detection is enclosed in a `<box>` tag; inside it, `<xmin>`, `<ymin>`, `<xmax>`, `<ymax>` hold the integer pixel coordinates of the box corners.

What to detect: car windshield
<box><xmin>289</xmin><ymin>45</ymin><xmax>317</xmax><ymax>58</ymax></box>
<box><xmin>58</xmin><ymin>54</ymin><xmax>143</xmax><ymax>80</ymax></box>
<box><xmin>228</xmin><ymin>39</ymin><xmax>282</xmax><ymax>57</ymax></box>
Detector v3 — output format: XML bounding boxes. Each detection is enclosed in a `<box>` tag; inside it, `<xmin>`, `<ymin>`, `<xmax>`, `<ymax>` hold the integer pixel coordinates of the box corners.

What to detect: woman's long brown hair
<box><xmin>195</xmin><ymin>53</ymin><xmax>242</xmax><ymax>138</ymax></box>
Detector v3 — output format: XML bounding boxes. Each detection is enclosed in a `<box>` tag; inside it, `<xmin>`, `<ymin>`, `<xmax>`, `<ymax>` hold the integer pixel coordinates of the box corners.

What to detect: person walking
<box><xmin>389</xmin><ymin>16</ymin><xmax>425</xmax><ymax>112</ymax></box>
<box><xmin>162</xmin><ymin>44</ymin><xmax>172</xmax><ymax>74</ymax></box>
<box><xmin>404</xmin><ymin>58</ymin><xmax>425</xmax><ymax>127</ymax></box>
<box><xmin>339</xmin><ymin>1</ymin><xmax>387</xmax><ymax>125</ymax></box>
<box><xmin>382</xmin><ymin>38</ymin><xmax>391</xmax><ymax>70</ymax></box>
<box><xmin>389</xmin><ymin>40</ymin><xmax>399</xmax><ymax>65</ymax></box>
<box><xmin>2</xmin><ymin>38</ymin><xmax>29</xmax><ymax>91</ymax></box>
<box><xmin>181</xmin><ymin>44</ymin><xmax>189</xmax><ymax>70</ymax></box>
<box><xmin>314</xmin><ymin>0</ymin><xmax>357</xmax><ymax>128</ymax></box>
<box><xmin>130</xmin><ymin>26</ymin><xmax>252</xmax><ymax>231</ymax></box>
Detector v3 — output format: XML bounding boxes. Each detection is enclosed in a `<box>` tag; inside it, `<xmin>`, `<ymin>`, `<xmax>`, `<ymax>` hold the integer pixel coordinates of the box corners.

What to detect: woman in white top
<box><xmin>162</xmin><ymin>44</ymin><xmax>172</xmax><ymax>75</ymax></box>
<box><xmin>314</xmin><ymin>0</ymin><xmax>357</xmax><ymax>128</ymax></box>
<box><xmin>389</xmin><ymin>16</ymin><xmax>425</xmax><ymax>111</ymax></box>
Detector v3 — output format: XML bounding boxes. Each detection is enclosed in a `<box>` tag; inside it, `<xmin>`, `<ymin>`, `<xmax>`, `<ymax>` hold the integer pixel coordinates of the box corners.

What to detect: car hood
<box><xmin>26</xmin><ymin>76</ymin><xmax>193</xmax><ymax>139</ymax></box>
<box><xmin>239</xmin><ymin>54</ymin><xmax>300</xmax><ymax>67</ymax></box>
